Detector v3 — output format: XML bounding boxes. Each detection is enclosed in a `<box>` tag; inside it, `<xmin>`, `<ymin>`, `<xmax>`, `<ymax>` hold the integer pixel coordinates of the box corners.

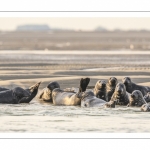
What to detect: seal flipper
<box><xmin>105</xmin><ymin>100</ymin><xmax>116</xmax><ymax>108</ymax></box>
<box><xmin>79</xmin><ymin>77</ymin><xmax>90</xmax><ymax>92</ymax></box>
<box><xmin>20</xmin><ymin>82</ymin><xmax>41</xmax><ymax>103</ymax></box>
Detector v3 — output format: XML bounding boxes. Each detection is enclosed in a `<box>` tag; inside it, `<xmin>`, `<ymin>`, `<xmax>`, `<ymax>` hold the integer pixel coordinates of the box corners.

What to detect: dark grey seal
<box><xmin>0</xmin><ymin>87</ymin><xmax>30</xmax><ymax>104</ymax></box>
<box><xmin>52</xmin><ymin>78</ymin><xmax>90</xmax><ymax>106</ymax></box>
<box><xmin>106</xmin><ymin>77</ymin><xmax>118</xmax><ymax>101</ymax></box>
<box><xmin>0</xmin><ymin>82</ymin><xmax>41</xmax><ymax>104</ymax></box>
<box><xmin>110</xmin><ymin>83</ymin><xmax>130</xmax><ymax>105</ymax></box>
<box><xmin>81</xmin><ymin>91</ymin><xmax>116</xmax><ymax>108</ymax></box>
<box><xmin>0</xmin><ymin>87</ymin><xmax>9</xmax><ymax>92</ymax></box>
<box><xmin>127</xmin><ymin>90</ymin><xmax>147</xmax><ymax>107</ymax></box>
<box><xmin>93</xmin><ymin>80</ymin><xmax>106</xmax><ymax>101</ymax></box>
<box><xmin>38</xmin><ymin>81</ymin><xmax>60</xmax><ymax>102</ymax></box>
<box><xmin>122</xmin><ymin>77</ymin><xmax>150</xmax><ymax>96</ymax></box>
<box><xmin>143</xmin><ymin>92</ymin><xmax>150</xmax><ymax>103</ymax></box>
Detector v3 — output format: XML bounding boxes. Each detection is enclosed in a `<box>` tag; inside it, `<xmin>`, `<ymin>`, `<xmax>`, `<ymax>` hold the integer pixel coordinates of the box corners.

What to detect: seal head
<box><xmin>128</xmin><ymin>90</ymin><xmax>146</xmax><ymax>107</ymax></box>
<box><xmin>110</xmin><ymin>83</ymin><xmax>129</xmax><ymax>105</ymax></box>
<box><xmin>38</xmin><ymin>81</ymin><xmax>60</xmax><ymax>102</ymax></box>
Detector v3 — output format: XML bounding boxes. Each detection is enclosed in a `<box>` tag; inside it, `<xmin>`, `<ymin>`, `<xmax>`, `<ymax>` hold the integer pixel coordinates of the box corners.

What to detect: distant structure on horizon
<box><xmin>16</xmin><ymin>24</ymin><xmax>50</xmax><ymax>31</ymax></box>
<box><xmin>95</xmin><ymin>26</ymin><xmax>107</xmax><ymax>32</ymax></box>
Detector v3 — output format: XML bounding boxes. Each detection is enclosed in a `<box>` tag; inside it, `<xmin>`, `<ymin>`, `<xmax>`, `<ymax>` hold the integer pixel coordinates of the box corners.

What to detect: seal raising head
<box><xmin>93</xmin><ymin>80</ymin><xmax>106</xmax><ymax>101</ymax></box>
<box><xmin>110</xmin><ymin>83</ymin><xmax>129</xmax><ymax>105</ymax></box>
<box><xmin>106</xmin><ymin>77</ymin><xmax>118</xmax><ymax>101</ymax></box>
<box><xmin>128</xmin><ymin>90</ymin><xmax>146</xmax><ymax>107</ymax></box>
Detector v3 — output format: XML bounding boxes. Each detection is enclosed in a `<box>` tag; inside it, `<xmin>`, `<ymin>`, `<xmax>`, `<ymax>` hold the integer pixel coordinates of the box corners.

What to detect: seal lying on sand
<box><xmin>110</xmin><ymin>83</ymin><xmax>130</xmax><ymax>105</ymax></box>
<box><xmin>122</xmin><ymin>77</ymin><xmax>150</xmax><ymax>96</ymax></box>
<box><xmin>106</xmin><ymin>77</ymin><xmax>118</xmax><ymax>101</ymax></box>
<box><xmin>0</xmin><ymin>87</ymin><xmax>9</xmax><ymax>92</ymax></box>
<box><xmin>81</xmin><ymin>91</ymin><xmax>116</xmax><ymax>108</ymax></box>
<box><xmin>93</xmin><ymin>80</ymin><xmax>107</xmax><ymax>101</ymax></box>
<box><xmin>0</xmin><ymin>82</ymin><xmax>41</xmax><ymax>104</ymax></box>
<box><xmin>127</xmin><ymin>90</ymin><xmax>147</xmax><ymax>107</ymax></box>
<box><xmin>52</xmin><ymin>78</ymin><xmax>90</xmax><ymax>106</ymax></box>
<box><xmin>0</xmin><ymin>87</ymin><xmax>30</xmax><ymax>104</ymax></box>
<box><xmin>38</xmin><ymin>81</ymin><xmax>60</xmax><ymax>102</ymax></box>
<box><xmin>143</xmin><ymin>92</ymin><xmax>150</xmax><ymax>103</ymax></box>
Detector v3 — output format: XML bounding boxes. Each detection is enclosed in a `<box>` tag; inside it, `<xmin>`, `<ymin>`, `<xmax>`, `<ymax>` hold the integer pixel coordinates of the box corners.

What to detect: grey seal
<box><xmin>0</xmin><ymin>87</ymin><xmax>30</xmax><ymax>104</ymax></box>
<box><xmin>106</xmin><ymin>77</ymin><xmax>118</xmax><ymax>101</ymax></box>
<box><xmin>143</xmin><ymin>92</ymin><xmax>150</xmax><ymax>103</ymax></box>
<box><xmin>110</xmin><ymin>83</ymin><xmax>130</xmax><ymax>105</ymax></box>
<box><xmin>127</xmin><ymin>90</ymin><xmax>147</xmax><ymax>107</ymax></box>
<box><xmin>0</xmin><ymin>82</ymin><xmax>41</xmax><ymax>104</ymax></box>
<box><xmin>122</xmin><ymin>77</ymin><xmax>150</xmax><ymax>96</ymax></box>
<box><xmin>81</xmin><ymin>91</ymin><xmax>116</xmax><ymax>108</ymax></box>
<box><xmin>68</xmin><ymin>79</ymin><xmax>107</xmax><ymax>101</ymax></box>
<box><xmin>93</xmin><ymin>80</ymin><xmax>107</xmax><ymax>101</ymax></box>
<box><xmin>0</xmin><ymin>87</ymin><xmax>9</xmax><ymax>92</ymax></box>
<box><xmin>38</xmin><ymin>81</ymin><xmax>60</xmax><ymax>102</ymax></box>
<box><xmin>52</xmin><ymin>78</ymin><xmax>90</xmax><ymax>106</ymax></box>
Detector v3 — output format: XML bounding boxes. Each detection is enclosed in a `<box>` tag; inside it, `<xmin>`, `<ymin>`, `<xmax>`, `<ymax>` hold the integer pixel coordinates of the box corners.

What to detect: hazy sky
<box><xmin>1</xmin><ymin>17</ymin><xmax>150</xmax><ymax>31</ymax></box>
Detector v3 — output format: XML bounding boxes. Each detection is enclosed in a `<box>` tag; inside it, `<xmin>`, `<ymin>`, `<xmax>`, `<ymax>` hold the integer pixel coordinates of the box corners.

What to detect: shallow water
<box><xmin>0</xmin><ymin>99</ymin><xmax>150</xmax><ymax>132</ymax></box>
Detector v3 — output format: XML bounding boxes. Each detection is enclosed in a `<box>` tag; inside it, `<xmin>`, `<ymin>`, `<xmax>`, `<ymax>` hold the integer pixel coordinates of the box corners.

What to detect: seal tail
<box><xmin>79</xmin><ymin>77</ymin><xmax>90</xmax><ymax>92</ymax></box>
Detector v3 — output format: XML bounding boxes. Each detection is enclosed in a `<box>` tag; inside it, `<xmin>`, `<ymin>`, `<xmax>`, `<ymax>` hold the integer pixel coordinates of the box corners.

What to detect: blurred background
<box><xmin>1</xmin><ymin>17</ymin><xmax>150</xmax><ymax>50</ymax></box>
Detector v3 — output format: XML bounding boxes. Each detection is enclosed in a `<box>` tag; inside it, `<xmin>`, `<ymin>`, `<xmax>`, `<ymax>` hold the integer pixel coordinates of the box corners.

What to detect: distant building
<box><xmin>95</xmin><ymin>26</ymin><xmax>107</xmax><ymax>32</ymax></box>
<box><xmin>16</xmin><ymin>24</ymin><xmax>50</xmax><ymax>31</ymax></box>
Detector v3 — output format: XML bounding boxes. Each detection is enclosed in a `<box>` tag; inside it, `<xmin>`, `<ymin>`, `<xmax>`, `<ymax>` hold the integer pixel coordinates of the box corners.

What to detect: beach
<box><xmin>0</xmin><ymin>50</ymin><xmax>150</xmax><ymax>132</ymax></box>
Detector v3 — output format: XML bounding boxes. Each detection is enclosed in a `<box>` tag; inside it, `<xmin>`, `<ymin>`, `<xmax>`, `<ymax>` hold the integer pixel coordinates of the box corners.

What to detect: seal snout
<box><xmin>116</xmin><ymin>87</ymin><xmax>123</xmax><ymax>94</ymax></box>
<box><xmin>101</xmin><ymin>82</ymin><xmax>106</xmax><ymax>88</ymax></box>
<box><xmin>131</xmin><ymin>94</ymin><xmax>135</xmax><ymax>98</ymax></box>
